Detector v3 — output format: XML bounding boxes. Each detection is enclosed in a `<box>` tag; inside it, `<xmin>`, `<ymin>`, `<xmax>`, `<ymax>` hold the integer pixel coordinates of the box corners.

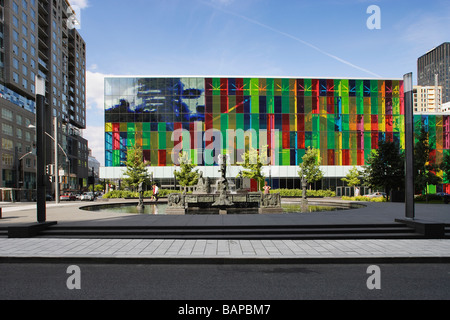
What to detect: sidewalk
<box><xmin>1</xmin><ymin>238</ymin><xmax>450</xmax><ymax>263</ymax></box>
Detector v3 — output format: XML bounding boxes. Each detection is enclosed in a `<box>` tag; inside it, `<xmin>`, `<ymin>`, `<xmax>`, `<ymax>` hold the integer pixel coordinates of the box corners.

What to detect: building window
<box><xmin>2</xmin><ymin>138</ymin><xmax>14</xmax><ymax>151</ymax></box>
<box><xmin>2</xmin><ymin>154</ymin><xmax>14</xmax><ymax>166</ymax></box>
<box><xmin>1</xmin><ymin>109</ymin><xmax>13</xmax><ymax>121</ymax></box>
<box><xmin>13</xmin><ymin>58</ymin><xmax>19</xmax><ymax>69</ymax></box>
<box><xmin>12</xmin><ymin>72</ymin><xmax>19</xmax><ymax>83</ymax></box>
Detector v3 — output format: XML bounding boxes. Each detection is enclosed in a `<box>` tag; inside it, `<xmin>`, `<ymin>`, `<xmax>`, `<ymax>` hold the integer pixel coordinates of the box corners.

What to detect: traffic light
<box><xmin>46</xmin><ymin>165</ymin><xmax>55</xmax><ymax>176</ymax></box>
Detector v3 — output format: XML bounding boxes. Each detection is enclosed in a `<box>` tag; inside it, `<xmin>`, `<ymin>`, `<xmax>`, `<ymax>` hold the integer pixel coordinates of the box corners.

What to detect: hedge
<box><xmin>103</xmin><ymin>189</ymin><xmax>182</xmax><ymax>199</ymax></box>
<box><xmin>341</xmin><ymin>196</ymin><xmax>387</xmax><ymax>202</ymax></box>
<box><xmin>270</xmin><ymin>189</ymin><xmax>336</xmax><ymax>198</ymax></box>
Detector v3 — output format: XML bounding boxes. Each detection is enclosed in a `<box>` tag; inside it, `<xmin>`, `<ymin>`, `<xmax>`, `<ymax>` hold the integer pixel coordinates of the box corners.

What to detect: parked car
<box><xmin>80</xmin><ymin>192</ymin><xmax>95</xmax><ymax>201</ymax></box>
<box><xmin>364</xmin><ymin>192</ymin><xmax>386</xmax><ymax>198</ymax></box>
<box><xmin>436</xmin><ymin>192</ymin><xmax>450</xmax><ymax>204</ymax></box>
<box><xmin>60</xmin><ymin>193</ymin><xmax>76</xmax><ymax>201</ymax></box>
<box><xmin>32</xmin><ymin>194</ymin><xmax>54</xmax><ymax>202</ymax></box>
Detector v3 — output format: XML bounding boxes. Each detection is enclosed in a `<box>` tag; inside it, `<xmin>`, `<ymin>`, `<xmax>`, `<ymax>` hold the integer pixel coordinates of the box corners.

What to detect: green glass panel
<box><xmin>212</xmin><ymin>78</ymin><xmax>221</xmax><ymax>95</ymax></box>
<box><xmin>312</xmin><ymin>115</ymin><xmax>319</xmax><ymax>132</ymax></box>
<box><xmin>143</xmin><ymin>132</ymin><xmax>151</xmax><ymax>149</ymax></box>
<box><xmin>251</xmin><ymin>78</ymin><xmax>259</xmax><ymax>96</ymax></box>
<box><xmin>342</xmin><ymin>96</ymin><xmax>349</xmax><ymax>114</ymax></box>
<box><xmin>251</xmin><ymin>95</ymin><xmax>259</xmax><ymax>113</ymax></box>
<box><xmin>274</xmin><ymin>79</ymin><xmax>282</xmax><ymax>96</ymax></box>
<box><xmin>342</xmin><ymin>132</ymin><xmax>350</xmax><ymax>149</ymax></box>
<box><xmin>158</xmin><ymin>132</ymin><xmax>166</xmax><ymax>149</ymax></box>
<box><xmin>341</xmin><ymin>79</ymin><xmax>349</xmax><ymax>97</ymax></box>
<box><xmin>327</xmin><ymin>131</ymin><xmax>335</xmax><ymax>149</ymax></box>
<box><xmin>267</xmin><ymin>96</ymin><xmax>274</xmax><ymax>114</ymax></box>
<box><xmin>150</xmin><ymin>132</ymin><xmax>157</xmax><ymax>149</ymax></box>
<box><xmin>282</xmin><ymin>78</ymin><xmax>290</xmax><ymax>96</ymax></box>
<box><xmin>127</xmin><ymin>123</ymin><xmax>135</xmax><ymax>133</ymax></box>
<box><xmin>282</xmin><ymin>96</ymin><xmax>290</xmax><ymax>114</ymax></box>
<box><xmin>371</xmin><ymin>96</ymin><xmax>378</xmax><ymax>115</ymax></box>
<box><xmin>243</xmin><ymin>78</ymin><xmax>251</xmax><ymax>96</ymax></box>
<box><xmin>266</xmin><ymin>78</ymin><xmax>274</xmax><ymax>96</ymax></box>
<box><xmin>113</xmin><ymin>150</ymin><xmax>121</xmax><ymax>166</ymax></box>
<box><xmin>304</xmin><ymin>79</ymin><xmax>312</xmax><ymax>96</ymax></box>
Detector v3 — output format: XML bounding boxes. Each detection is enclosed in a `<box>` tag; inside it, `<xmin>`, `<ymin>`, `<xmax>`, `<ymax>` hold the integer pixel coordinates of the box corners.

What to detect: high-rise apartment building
<box><xmin>0</xmin><ymin>0</ymin><xmax>88</xmax><ymax>199</ymax></box>
<box><xmin>418</xmin><ymin>42</ymin><xmax>450</xmax><ymax>104</ymax></box>
<box><xmin>413</xmin><ymin>85</ymin><xmax>443</xmax><ymax>113</ymax></box>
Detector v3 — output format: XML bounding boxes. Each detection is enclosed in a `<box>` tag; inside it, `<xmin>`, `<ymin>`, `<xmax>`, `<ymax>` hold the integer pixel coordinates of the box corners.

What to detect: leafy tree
<box><xmin>440</xmin><ymin>152</ymin><xmax>450</xmax><ymax>185</ymax></box>
<box><xmin>362</xmin><ymin>140</ymin><xmax>404</xmax><ymax>201</ymax></box>
<box><xmin>241</xmin><ymin>146</ymin><xmax>266</xmax><ymax>191</ymax></box>
<box><xmin>414</xmin><ymin>126</ymin><xmax>442</xmax><ymax>195</ymax></box>
<box><xmin>298</xmin><ymin>147</ymin><xmax>324</xmax><ymax>189</ymax></box>
<box><xmin>341</xmin><ymin>166</ymin><xmax>361</xmax><ymax>195</ymax></box>
<box><xmin>174</xmin><ymin>151</ymin><xmax>199</xmax><ymax>189</ymax></box>
<box><xmin>122</xmin><ymin>144</ymin><xmax>151</xmax><ymax>190</ymax></box>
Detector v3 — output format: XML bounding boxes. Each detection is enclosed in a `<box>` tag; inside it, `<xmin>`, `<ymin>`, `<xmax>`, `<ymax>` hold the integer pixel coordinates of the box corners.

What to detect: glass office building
<box><xmin>102</xmin><ymin>77</ymin><xmax>449</xmax><ymax>192</ymax></box>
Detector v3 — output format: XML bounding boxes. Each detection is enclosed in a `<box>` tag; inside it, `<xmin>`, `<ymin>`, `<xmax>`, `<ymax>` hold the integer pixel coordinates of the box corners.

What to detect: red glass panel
<box><xmin>328</xmin><ymin>149</ymin><xmax>335</xmax><ymax>166</ymax></box>
<box><xmin>371</xmin><ymin>115</ymin><xmax>378</xmax><ymax>131</ymax></box>
<box><xmin>342</xmin><ymin>150</ymin><xmax>350</xmax><ymax>165</ymax></box>
<box><xmin>158</xmin><ymin>150</ymin><xmax>166</xmax><ymax>166</ymax></box>
<box><xmin>297</xmin><ymin>132</ymin><xmax>305</xmax><ymax>149</ymax></box>
<box><xmin>312</xmin><ymin>96</ymin><xmax>319</xmax><ymax>114</ymax></box>
<box><xmin>113</xmin><ymin>132</ymin><xmax>120</xmax><ymax>150</ymax></box>
<box><xmin>357</xmin><ymin>150</ymin><xmax>364</xmax><ymax>166</ymax></box>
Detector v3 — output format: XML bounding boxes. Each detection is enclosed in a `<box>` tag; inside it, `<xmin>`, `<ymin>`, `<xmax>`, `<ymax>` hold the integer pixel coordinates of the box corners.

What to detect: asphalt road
<box><xmin>1</xmin><ymin>262</ymin><xmax>450</xmax><ymax>301</ymax></box>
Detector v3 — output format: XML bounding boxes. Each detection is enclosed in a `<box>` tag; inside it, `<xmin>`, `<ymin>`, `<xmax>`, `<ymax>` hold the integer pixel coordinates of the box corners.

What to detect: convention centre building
<box><xmin>100</xmin><ymin>76</ymin><xmax>450</xmax><ymax>194</ymax></box>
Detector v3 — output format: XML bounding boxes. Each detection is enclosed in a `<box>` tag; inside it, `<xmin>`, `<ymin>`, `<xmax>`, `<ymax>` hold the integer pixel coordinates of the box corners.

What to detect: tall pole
<box><xmin>36</xmin><ymin>76</ymin><xmax>46</xmax><ymax>223</ymax></box>
<box><xmin>404</xmin><ymin>73</ymin><xmax>415</xmax><ymax>219</ymax></box>
<box><xmin>54</xmin><ymin>117</ymin><xmax>60</xmax><ymax>204</ymax></box>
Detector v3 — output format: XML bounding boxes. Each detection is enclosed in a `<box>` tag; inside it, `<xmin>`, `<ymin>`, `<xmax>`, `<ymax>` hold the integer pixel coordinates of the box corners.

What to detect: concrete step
<box><xmin>36</xmin><ymin>223</ymin><xmax>422</xmax><ymax>240</ymax></box>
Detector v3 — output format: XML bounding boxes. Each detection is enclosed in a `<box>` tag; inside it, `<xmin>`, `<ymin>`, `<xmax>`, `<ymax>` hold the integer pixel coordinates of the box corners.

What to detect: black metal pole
<box><xmin>36</xmin><ymin>77</ymin><xmax>46</xmax><ymax>223</ymax></box>
<box><xmin>404</xmin><ymin>73</ymin><xmax>415</xmax><ymax>219</ymax></box>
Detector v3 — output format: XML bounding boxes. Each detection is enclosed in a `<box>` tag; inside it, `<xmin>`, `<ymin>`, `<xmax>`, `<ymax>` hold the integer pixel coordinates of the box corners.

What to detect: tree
<box><xmin>122</xmin><ymin>144</ymin><xmax>151</xmax><ymax>190</ymax></box>
<box><xmin>414</xmin><ymin>126</ymin><xmax>442</xmax><ymax>195</ymax></box>
<box><xmin>298</xmin><ymin>147</ymin><xmax>324</xmax><ymax>189</ymax></box>
<box><xmin>174</xmin><ymin>151</ymin><xmax>199</xmax><ymax>190</ymax></box>
<box><xmin>241</xmin><ymin>146</ymin><xmax>266</xmax><ymax>191</ymax></box>
<box><xmin>440</xmin><ymin>152</ymin><xmax>450</xmax><ymax>185</ymax></box>
<box><xmin>341</xmin><ymin>166</ymin><xmax>361</xmax><ymax>195</ymax></box>
<box><xmin>362</xmin><ymin>140</ymin><xmax>404</xmax><ymax>201</ymax></box>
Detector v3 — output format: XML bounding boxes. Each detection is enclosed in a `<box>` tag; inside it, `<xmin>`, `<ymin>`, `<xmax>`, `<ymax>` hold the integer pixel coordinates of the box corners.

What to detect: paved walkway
<box><xmin>1</xmin><ymin>199</ymin><xmax>450</xmax><ymax>263</ymax></box>
<box><xmin>1</xmin><ymin>238</ymin><xmax>450</xmax><ymax>263</ymax></box>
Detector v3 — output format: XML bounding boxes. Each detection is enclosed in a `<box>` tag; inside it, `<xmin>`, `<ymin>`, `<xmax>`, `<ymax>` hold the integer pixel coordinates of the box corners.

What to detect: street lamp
<box><xmin>29</xmin><ymin>119</ymin><xmax>69</xmax><ymax>204</ymax></box>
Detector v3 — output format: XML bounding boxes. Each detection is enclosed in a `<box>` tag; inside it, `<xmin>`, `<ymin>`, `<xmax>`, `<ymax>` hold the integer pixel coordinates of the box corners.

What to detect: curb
<box><xmin>2</xmin><ymin>255</ymin><xmax>450</xmax><ymax>265</ymax></box>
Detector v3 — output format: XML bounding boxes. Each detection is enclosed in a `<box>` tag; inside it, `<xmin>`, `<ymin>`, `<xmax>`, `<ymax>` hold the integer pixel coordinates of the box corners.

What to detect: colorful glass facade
<box><xmin>104</xmin><ymin>77</ymin><xmax>450</xmax><ymax>191</ymax></box>
<box><xmin>105</xmin><ymin>77</ymin><xmax>407</xmax><ymax>166</ymax></box>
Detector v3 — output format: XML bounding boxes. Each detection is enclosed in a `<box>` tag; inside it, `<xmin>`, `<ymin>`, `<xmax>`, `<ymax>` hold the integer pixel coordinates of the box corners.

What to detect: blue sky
<box><xmin>73</xmin><ymin>0</ymin><xmax>450</xmax><ymax>166</ymax></box>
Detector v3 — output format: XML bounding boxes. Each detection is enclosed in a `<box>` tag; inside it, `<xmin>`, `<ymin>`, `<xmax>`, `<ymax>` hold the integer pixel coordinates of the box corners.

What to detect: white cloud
<box><xmin>86</xmin><ymin>70</ymin><xmax>112</xmax><ymax>111</ymax></box>
<box><xmin>85</xmin><ymin>125</ymin><xmax>105</xmax><ymax>167</ymax></box>
<box><xmin>85</xmin><ymin>70</ymin><xmax>113</xmax><ymax>167</ymax></box>
<box><xmin>68</xmin><ymin>0</ymin><xmax>89</xmax><ymax>9</ymax></box>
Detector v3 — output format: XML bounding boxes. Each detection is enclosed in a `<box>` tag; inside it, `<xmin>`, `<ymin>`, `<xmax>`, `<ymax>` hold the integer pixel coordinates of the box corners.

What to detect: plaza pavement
<box><xmin>0</xmin><ymin>198</ymin><xmax>450</xmax><ymax>263</ymax></box>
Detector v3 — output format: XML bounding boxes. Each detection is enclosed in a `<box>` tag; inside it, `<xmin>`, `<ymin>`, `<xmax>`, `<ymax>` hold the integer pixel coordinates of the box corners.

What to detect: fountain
<box><xmin>166</xmin><ymin>154</ymin><xmax>283</xmax><ymax>215</ymax></box>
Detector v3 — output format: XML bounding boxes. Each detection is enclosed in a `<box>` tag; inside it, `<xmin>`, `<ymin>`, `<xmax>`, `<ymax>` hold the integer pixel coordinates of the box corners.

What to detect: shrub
<box><xmin>104</xmin><ymin>189</ymin><xmax>183</xmax><ymax>199</ymax></box>
<box><xmin>270</xmin><ymin>189</ymin><xmax>335</xmax><ymax>198</ymax></box>
<box><xmin>341</xmin><ymin>196</ymin><xmax>386</xmax><ymax>202</ymax></box>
